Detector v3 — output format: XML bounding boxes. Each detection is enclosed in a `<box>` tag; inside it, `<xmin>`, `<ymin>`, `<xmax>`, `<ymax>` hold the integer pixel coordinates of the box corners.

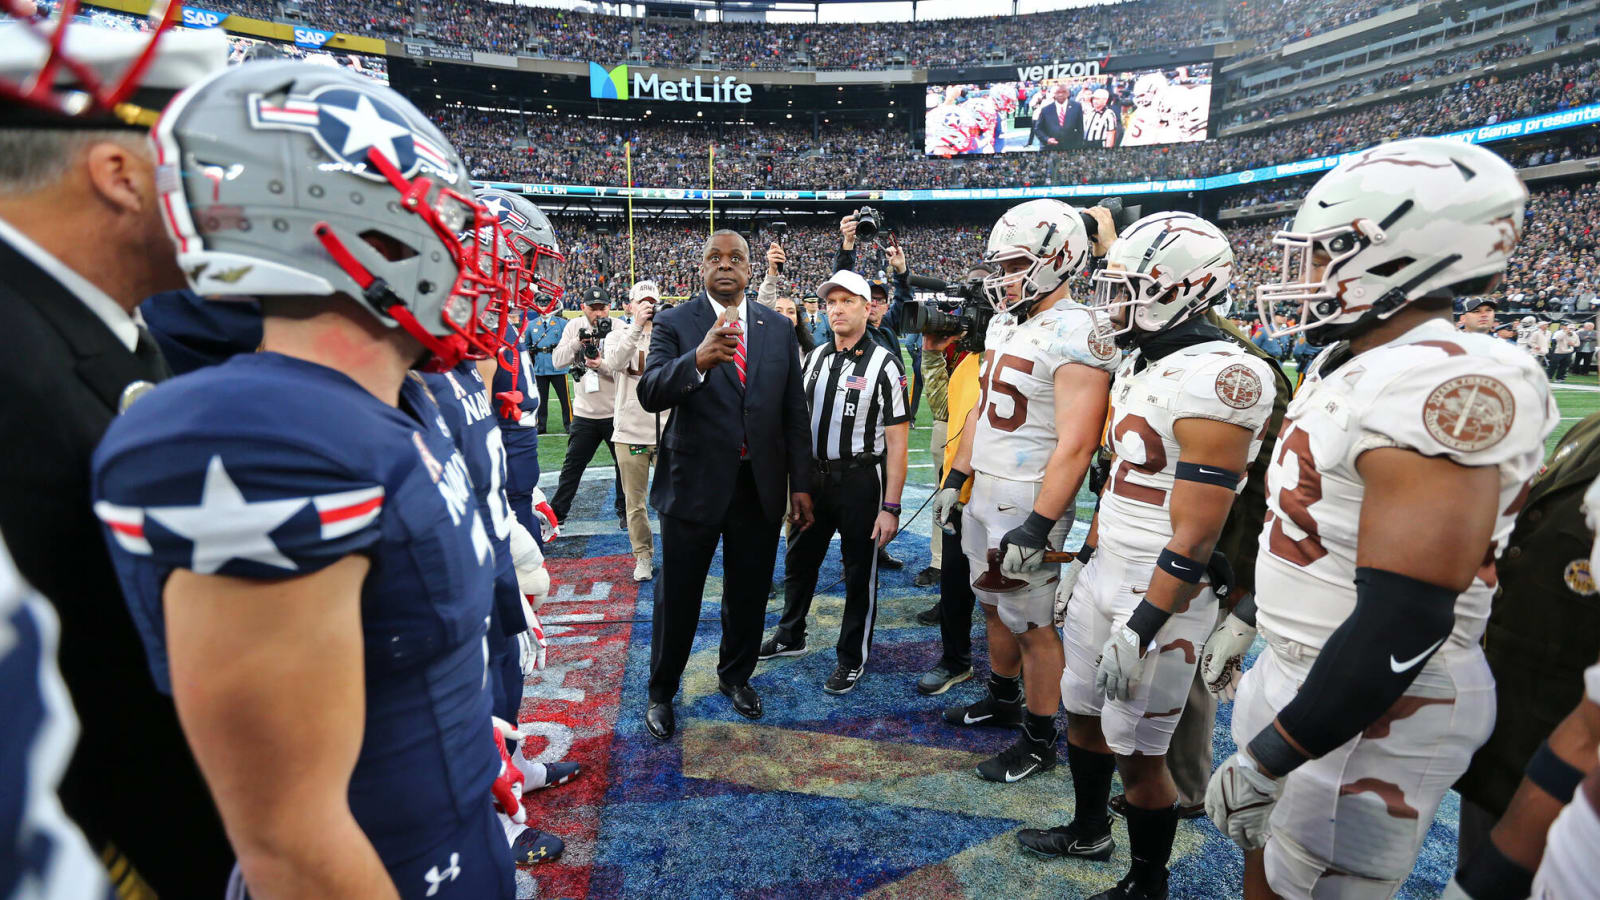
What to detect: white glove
<box><xmin>1206</xmin><ymin>751</ymin><xmax>1283</xmax><ymax>850</ymax></box>
<box><xmin>518</xmin><ymin>604</ymin><xmax>548</xmax><ymax>673</ymax></box>
<box><xmin>1053</xmin><ymin>557</ymin><xmax>1085</xmax><ymax>627</ymax></box>
<box><xmin>1095</xmin><ymin>623</ymin><xmax>1155</xmax><ymax>701</ymax></box>
<box><xmin>1201</xmin><ymin>613</ymin><xmax>1256</xmax><ymax>701</ymax></box>
<box><xmin>932</xmin><ymin>488</ymin><xmax>962</xmax><ymax>535</ymax></box>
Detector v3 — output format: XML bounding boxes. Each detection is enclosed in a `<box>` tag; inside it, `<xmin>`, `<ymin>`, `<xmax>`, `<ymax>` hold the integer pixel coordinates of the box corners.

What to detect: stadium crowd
<box><xmin>432</xmin><ymin>55</ymin><xmax>1599</xmax><ymax>190</ymax></box>
<box><xmin>176</xmin><ymin>0</ymin><xmax>1417</xmax><ymax>66</ymax></box>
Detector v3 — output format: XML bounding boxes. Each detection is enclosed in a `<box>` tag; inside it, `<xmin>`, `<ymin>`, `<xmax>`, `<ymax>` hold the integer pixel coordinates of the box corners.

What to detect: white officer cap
<box><xmin>0</xmin><ymin>19</ymin><xmax>228</xmax><ymax>126</ymax></box>
<box><xmin>816</xmin><ymin>270</ymin><xmax>871</xmax><ymax>303</ymax></box>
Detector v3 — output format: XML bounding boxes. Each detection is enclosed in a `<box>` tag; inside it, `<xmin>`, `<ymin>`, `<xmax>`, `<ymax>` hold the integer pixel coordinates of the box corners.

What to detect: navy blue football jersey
<box><xmin>493</xmin><ymin>321</ymin><xmax>541</xmax><ymax>491</ymax></box>
<box><xmin>0</xmin><ymin>541</ymin><xmax>113</xmax><ymax>900</ymax></box>
<box><xmin>420</xmin><ymin>363</ymin><xmax>523</xmax><ymax>640</ymax></box>
<box><xmin>90</xmin><ymin>353</ymin><xmax>498</xmax><ymax>878</ymax></box>
<box><xmin>139</xmin><ymin>290</ymin><xmax>263</xmax><ymax>376</ymax></box>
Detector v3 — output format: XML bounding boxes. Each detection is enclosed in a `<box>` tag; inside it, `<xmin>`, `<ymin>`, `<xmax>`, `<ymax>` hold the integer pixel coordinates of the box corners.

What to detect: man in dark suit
<box><xmin>638</xmin><ymin>230</ymin><xmax>815</xmax><ymax>739</ymax></box>
<box><xmin>1029</xmin><ymin>83</ymin><xmax>1080</xmax><ymax>149</ymax></box>
<box><xmin>0</xmin><ymin>25</ymin><xmax>235</xmax><ymax>895</ymax></box>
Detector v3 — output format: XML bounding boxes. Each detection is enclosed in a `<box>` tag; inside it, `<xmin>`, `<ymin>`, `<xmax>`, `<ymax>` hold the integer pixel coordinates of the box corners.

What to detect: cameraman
<box><xmin>550</xmin><ymin>287</ymin><xmax>626</xmax><ymax>527</ymax></box>
<box><xmin>605</xmin><ymin>282</ymin><xmax>661</xmax><ymax>583</ymax></box>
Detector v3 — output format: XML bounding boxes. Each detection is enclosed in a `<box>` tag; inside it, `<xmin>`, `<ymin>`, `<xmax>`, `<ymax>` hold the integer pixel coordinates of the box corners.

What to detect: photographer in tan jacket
<box><xmin>605</xmin><ymin>281</ymin><xmax>663</xmax><ymax>582</ymax></box>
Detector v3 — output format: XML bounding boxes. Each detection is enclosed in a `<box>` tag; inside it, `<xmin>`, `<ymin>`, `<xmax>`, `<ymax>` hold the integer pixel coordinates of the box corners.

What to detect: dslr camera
<box><xmin>900</xmin><ymin>273</ymin><xmax>996</xmax><ymax>354</ymax></box>
<box><xmin>569</xmin><ymin>316</ymin><xmax>613</xmax><ymax>379</ymax></box>
<box><xmin>854</xmin><ymin>206</ymin><xmax>881</xmax><ymax>240</ymax></box>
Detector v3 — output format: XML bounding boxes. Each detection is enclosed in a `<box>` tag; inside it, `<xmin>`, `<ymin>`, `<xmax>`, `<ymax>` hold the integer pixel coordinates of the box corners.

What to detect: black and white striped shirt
<box><xmin>801</xmin><ymin>336</ymin><xmax>910</xmax><ymax>461</ymax></box>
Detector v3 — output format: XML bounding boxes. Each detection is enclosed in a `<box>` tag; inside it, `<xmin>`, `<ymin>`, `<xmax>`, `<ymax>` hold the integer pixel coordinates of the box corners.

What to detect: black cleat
<box><xmin>511</xmin><ymin>828</ymin><xmax>566</xmax><ymax>866</ymax></box>
<box><xmin>976</xmin><ymin>733</ymin><xmax>1056</xmax><ymax>783</ymax></box>
<box><xmin>1088</xmin><ymin>872</ymin><xmax>1169</xmax><ymax>900</ymax></box>
<box><xmin>913</xmin><ymin>566</ymin><xmax>941</xmax><ymax>587</ymax></box>
<box><xmin>915</xmin><ymin>604</ymin><xmax>941</xmax><ymax>626</ymax></box>
<box><xmin>1017</xmin><ymin>821</ymin><xmax>1114</xmax><ymax>861</ymax></box>
<box><xmin>942</xmin><ymin>692</ymin><xmax>1022</xmax><ymax>729</ymax></box>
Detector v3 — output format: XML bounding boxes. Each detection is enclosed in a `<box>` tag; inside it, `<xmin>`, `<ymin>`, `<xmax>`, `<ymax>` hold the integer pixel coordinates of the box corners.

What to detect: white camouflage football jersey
<box><xmin>1255</xmin><ymin>318</ymin><xmax>1557</xmax><ymax>656</ymax></box>
<box><xmin>971</xmin><ymin>301</ymin><xmax>1121</xmax><ymax>482</ymax></box>
<box><xmin>1098</xmin><ymin>341</ymin><xmax>1278</xmax><ymax>563</ymax></box>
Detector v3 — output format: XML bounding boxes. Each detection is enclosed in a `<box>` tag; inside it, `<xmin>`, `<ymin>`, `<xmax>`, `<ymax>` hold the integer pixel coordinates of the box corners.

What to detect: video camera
<box><xmin>1080</xmin><ymin>197</ymin><xmax>1143</xmax><ymax>272</ymax></box>
<box><xmin>901</xmin><ymin>273</ymin><xmax>995</xmax><ymax>353</ymax></box>
<box><xmin>569</xmin><ymin>316</ymin><xmax>613</xmax><ymax>379</ymax></box>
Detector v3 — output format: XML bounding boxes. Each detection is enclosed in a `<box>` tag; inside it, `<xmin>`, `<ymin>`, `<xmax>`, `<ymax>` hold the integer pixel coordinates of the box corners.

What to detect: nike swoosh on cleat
<box><xmin>1390</xmin><ymin>638</ymin><xmax>1445</xmax><ymax>673</ymax></box>
<box><xmin>1004</xmin><ymin>764</ymin><xmax>1039</xmax><ymax>783</ymax></box>
<box><xmin>963</xmin><ymin>712</ymin><xmax>993</xmax><ymax>724</ymax></box>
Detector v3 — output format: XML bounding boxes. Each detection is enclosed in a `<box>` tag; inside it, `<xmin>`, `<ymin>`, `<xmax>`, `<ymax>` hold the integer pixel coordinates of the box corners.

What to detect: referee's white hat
<box><xmin>817</xmin><ymin>270</ymin><xmax>871</xmax><ymax>303</ymax></box>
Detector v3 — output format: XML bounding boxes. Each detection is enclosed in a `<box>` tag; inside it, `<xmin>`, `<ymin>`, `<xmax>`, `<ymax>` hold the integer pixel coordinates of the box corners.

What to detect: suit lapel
<box><xmin>0</xmin><ymin>238</ymin><xmax>161</xmax><ymax>414</ymax></box>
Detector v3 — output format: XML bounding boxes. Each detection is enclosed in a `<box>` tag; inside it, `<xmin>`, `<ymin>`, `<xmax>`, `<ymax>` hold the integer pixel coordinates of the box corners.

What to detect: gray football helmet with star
<box><xmin>152</xmin><ymin>60</ymin><xmax>513</xmax><ymax>370</ymax></box>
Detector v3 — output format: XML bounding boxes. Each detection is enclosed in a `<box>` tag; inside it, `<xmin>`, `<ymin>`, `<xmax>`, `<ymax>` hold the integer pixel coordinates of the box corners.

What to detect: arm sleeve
<box><xmin>834</xmin><ymin>246</ymin><xmax>856</xmax><ymax>273</ymax></box>
<box><xmin>757</xmin><ymin>272</ymin><xmax>780</xmax><ymax>308</ymax></box>
<box><xmin>885</xmin><ymin>272</ymin><xmax>912</xmax><ymax>333</ymax></box>
<box><xmin>550</xmin><ymin>318</ymin><xmax>580</xmax><ymax>369</ymax></box>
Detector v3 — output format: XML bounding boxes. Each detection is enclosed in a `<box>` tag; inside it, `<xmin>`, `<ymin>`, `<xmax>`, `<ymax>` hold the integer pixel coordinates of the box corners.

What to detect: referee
<box><xmin>759</xmin><ymin>270</ymin><xmax>909</xmax><ymax>694</ymax></box>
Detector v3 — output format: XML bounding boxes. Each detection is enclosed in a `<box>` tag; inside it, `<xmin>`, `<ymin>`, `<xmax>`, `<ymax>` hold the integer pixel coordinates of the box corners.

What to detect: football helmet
<box><xmin>475</xmin><ymin>188</ymin><xmax>565</xmax><ymax>315</ymax></box>
<box><xmin>982</xmin><ymin>199</ymin><xmax>1090</xmax><ymax>317</ymax></box>
<box><xmin>152</xmin><ymin>61</ymin><xmax>514</xmax><ymax>371</ymax></box>
<box><xmin>1133</xmin><ymin>71</ymin><xmax>1168</xmax><ymax>108</ymax></box>
<box><xmin>1256</xmin><ymin>137</ymin><xmax>1527</xmax><ymax>342</ymax></box>
<box><xmin>1093</xmin><ymin>212</ymin><xmax>1233</xmax><ymax>345</ymax></box>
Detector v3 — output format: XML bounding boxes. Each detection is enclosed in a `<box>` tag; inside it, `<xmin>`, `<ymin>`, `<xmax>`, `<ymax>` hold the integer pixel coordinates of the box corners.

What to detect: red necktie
<box><xmin>734</xmin><ymin>323</ymin><xmax>747</xmax><ymax>388</ymax></box>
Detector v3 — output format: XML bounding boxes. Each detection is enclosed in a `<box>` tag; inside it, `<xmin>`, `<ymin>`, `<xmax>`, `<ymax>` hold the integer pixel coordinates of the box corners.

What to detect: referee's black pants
<box><xmin>774</xmin><ymin>461</ymin><xmax>883</xmax><ymax>670</ymax></box>
<box><xmin>937</xmin><ymin>526</ymin><xmax>975</xmax><ymax>673</ymax></box>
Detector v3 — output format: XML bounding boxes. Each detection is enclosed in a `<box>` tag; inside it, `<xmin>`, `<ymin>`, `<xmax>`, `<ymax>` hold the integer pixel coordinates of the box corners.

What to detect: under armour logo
<box><xmin>424</xmin><ymin>853</ymin><xmax>461</xmax><ymax>896</ymax></box>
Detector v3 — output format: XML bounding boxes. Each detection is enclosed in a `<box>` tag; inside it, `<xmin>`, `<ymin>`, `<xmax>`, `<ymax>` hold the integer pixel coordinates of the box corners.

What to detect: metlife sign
<box><xmin>588</xmin><ymin>62</ymin><xmax>752</xmax><ymax>104</ymax></box>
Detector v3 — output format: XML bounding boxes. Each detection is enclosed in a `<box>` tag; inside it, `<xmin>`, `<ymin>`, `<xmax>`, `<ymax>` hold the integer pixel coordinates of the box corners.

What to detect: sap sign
<box><xmin>588</xmin><ymin>62</ymin><xmax>752</xmax><ymax>104</ymax></box>
<box><xmin>294</xmin><ymin>27</ymin><xmax>335</xmax><ymax>49</ymax></box>
<box><xmin>180</xmin><ymin>6</ymin><xmax>224</xmax><ymax>28</ymax></box>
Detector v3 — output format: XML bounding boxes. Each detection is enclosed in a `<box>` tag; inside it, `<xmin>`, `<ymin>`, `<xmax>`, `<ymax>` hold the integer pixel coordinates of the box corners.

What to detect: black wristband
<box><xmin>1016</xmin><ymin>511</ymin><xmax>1055</xmax><ymax>544</ymax></box>
<box><xmin>1124</xmin><ymin>599</ymin><xmax>1172</xmax><ymax>648</ymax></box>
<box><xmin>1455</xmin><ymin>839</ymin><xmax>1534</xmax><ymax>900</ymax></box>
<box><xmin>942</xmin><ymin>469</ymin><xmax>970</xmax><ymax>492</ymax></box>
<box><xmin>1078</xmin><ymin>544</ymin><xmax>1096</xmax><ymax>566</ymax></box>
<box><xmin>1232</xmin><ymin>591</ymin><xmax>1259</xmax><ymax>627</ymax></box>
<box><xmin>1175</xmin><ymin>461</ymin><xmax>1242</xmax><ymax>489</ymax></box>
<box><xmin>1247</xmin><ymin>723</ymin><xmax>1311</xmax><ymax>778</ymax></box>
<box><xmin>1156</xmin><ymin>548</ymin><xmax>1206</xmax><ymax>584</ymax></box>
<box><xmin>1526</xmin><ymin>739</ymin><xmax>1584</xmax><ymax>803</ymax></box>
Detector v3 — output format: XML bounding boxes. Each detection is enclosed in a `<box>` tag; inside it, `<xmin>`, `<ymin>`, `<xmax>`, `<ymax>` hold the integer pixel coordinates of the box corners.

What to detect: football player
<box><xmin>1124</xmin><ymin>72</ymin><xmax>1170</xmax><ymax>147</ymax></box>
<box><xmin>1018</xmin><ymin>212</ymin><xmax>1272</xmax><ymax>900</ymax></box>
<box><xmin>476</xmin><ymin>189</ymin><xmax>566</xmax><ymax>550</ymax></box>
<box><xmin>925</xmin><ymin>85</ymin><xmax>975</xmax><ymax>157</ymax></box>
<box><xmin>933</xmin><ymin>199</ymin><xmax>1120</xmax><ymax>784</ymax></box>
<box><xmin>92</xmin><ymin>63</ymin><xmax>526</xmax><ymax>898</ymax></box>
<box><xmin>1442</xmin><ymin>475</ymin><xmax>1600</xmax><ymax>900</ymax></box>
<box><xmin>1205</xmin><ymin>137</ymin><xmax>1558</xmax><ymax>900</ymax></box>
<box><xmin>966</xmin><ymin>90</ymin><xmax>1000</xmax><ymax>154</ymax></box>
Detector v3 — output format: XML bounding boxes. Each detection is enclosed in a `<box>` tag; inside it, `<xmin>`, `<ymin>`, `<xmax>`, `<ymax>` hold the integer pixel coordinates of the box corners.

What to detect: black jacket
<box><xmin>638</xmin><ymin>292</ymin><xmax>813</xmax><ymax>525</ymax></box>
<box><xmin>0</xmin><ymin>238</ymin><xmax>233</xmax><ymax>892</ymax></box>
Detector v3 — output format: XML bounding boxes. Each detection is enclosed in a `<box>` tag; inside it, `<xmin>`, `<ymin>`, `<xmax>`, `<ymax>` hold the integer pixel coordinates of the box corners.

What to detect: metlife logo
<box><xmin>588</xmin><ymin>62</ymin><xmax>752</xmax><ymax>104</ymax></box>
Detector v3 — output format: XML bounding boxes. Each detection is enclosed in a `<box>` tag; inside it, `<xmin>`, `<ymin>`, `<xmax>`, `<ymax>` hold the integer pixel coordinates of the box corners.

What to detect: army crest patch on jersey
<box><xmin>1214</xmin><ymin>363</ymin><xmax>1263</xmax><ymax>410</ymax></box>
<box><xmin>1088</xmin><ymin>323</ymin><xmax>1117</xmax><ymax>361</ymax></box>
<box><xmin>1564</xmin><ymin>559</ymin><xmax>1597</xmax><ymax>596</ymax></box>
<box><xmin>1422</xmin><ymin>374</ymin><xmax>1515</xmax><ymax>453</ymax></box>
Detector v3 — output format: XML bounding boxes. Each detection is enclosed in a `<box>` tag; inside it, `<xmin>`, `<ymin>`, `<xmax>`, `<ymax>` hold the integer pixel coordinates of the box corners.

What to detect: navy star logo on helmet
<box><xmin>248</xmin><ymin>86</ymin><xmax>457</xmax><ymax>184</ymax></box>
<box><xmin>481</xmin><ymin>195</ymin><xmax>530</xmax><ymax>231</ymax></box>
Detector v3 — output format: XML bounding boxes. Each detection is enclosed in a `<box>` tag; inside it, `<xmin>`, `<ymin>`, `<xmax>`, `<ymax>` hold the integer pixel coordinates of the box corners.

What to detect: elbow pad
<box><xmin>1271</xmin><ymin>567</ymin><xmax>1456</xmax><ymax>763</ymax></box>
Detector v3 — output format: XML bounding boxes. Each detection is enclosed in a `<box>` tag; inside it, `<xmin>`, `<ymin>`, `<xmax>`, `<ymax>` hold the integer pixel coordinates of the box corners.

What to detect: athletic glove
<box><xmin>1053</xmin><ymin>557</ymin><xmax>1086</xmax><ymax>628</ymax></box>
<box><xmin>932</xmin><ymin>470</ymin><xmax>969</xmax><ymax>536</ymax></box>
<box><xmin>532</xmin><ymin>488</ymin><xmax>560</xmax><ymax>542</ymax></box>
<box><xmin>1206</xmin><ymin>751</ymin><xmax>1282</xmax><ymax>850</ymax></box>
<box><xmin>999</xmin><ymin>511</ymin><xmax>1054</xmax><ymax>579</ymax></box>
<box><xmin>1095</xmin><ymin>623</ymin><xmax>1155</xmax><ymax>701</ymax></box>
<box><xmin>489</xmin><ymin>722</ymin><xmax>527</xmax><ymax>824</ymax></box>
<box><xmin>1201</xmin><ymin>612</ymin><xmax>1256</xmax><ymax>701</ymax></box>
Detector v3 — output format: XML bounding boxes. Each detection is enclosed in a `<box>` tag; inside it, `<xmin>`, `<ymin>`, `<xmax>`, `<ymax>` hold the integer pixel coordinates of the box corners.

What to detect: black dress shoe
<box><xmin>645</xmin><ymin>701</ymin><xmax>675</xmax><ymax>741</ymax></box>
<box><xmin>719</xmin><ymin>681</ymin><xmax>763</xmax><ymax>719</ymax></box>
<box><xmin>877</xmin><ymin>548</ymin><xmax>904</xmax><ymax>570</ymax></box>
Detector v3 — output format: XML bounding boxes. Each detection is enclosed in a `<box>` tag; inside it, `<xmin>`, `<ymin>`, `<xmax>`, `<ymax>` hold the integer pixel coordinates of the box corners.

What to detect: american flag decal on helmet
<box><xmin>248</xmin><ymin>85</ymin><xmax>456</xmax><ymax>184</ymax></box>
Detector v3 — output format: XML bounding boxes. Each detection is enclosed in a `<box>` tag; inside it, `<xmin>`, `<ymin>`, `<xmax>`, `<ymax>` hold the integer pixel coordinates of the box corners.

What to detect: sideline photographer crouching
<box><xmin>550</xmin><ymin>287</ymin><xmax>626</xmax><ymax>527</ymax></box>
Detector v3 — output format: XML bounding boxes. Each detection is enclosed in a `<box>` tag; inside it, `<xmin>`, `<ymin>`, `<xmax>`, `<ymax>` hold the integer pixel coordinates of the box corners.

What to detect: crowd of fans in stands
<box><xmin>183</xmin><ymin>0</ymin><xmax>1428</xmax><ymax>68</ymax></box>
<box><xmin>537</xmin><ymin>179</ymin><xmax>1595</xmax><ymax>322</ymax></box>
<box><xmin>430</xmin><ymin>55</ymin><xmax>1598</xmax><ymax>191</ymax></box>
